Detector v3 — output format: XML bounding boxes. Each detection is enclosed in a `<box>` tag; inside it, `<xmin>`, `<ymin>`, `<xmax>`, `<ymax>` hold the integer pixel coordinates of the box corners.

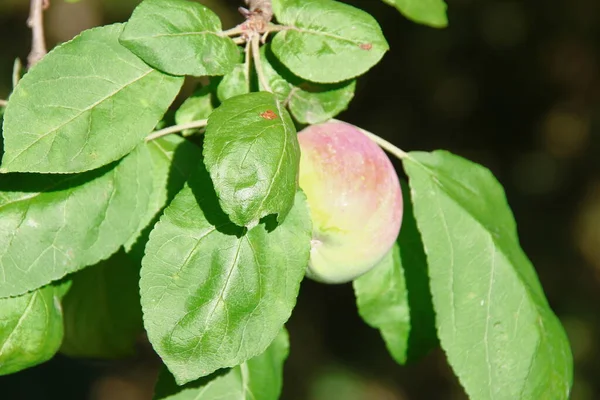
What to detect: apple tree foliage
<box><xmin>0</xmin><ymin>0</ymin><xmax>572</xmax><ymax>398</ymax></box>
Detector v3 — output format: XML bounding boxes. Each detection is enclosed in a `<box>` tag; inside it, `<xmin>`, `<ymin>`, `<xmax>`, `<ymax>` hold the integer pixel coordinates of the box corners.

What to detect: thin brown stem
<box><xmin>27</xmin><ymin>0</ymin><xmax>48</xmax><ymax>68</ymax></box>
<box><xmin>244</xmin><ymin>40</ymin><xmax>252</xmax><ymax>93</ymax></box>
<box><xmin>145</xmin><ymin>119</ymin><xmax>208</xmax><ymax>142</ymax></box>
<box><xmin>0</xmin><ymin>99</ymin><xmax>8</xmax><ymax>107</ymax></box>
<box><xmin>12</xmin><ymin>58</ymin><xmax>22</xmax><ymax>88</ymax></box>
<box><xmin>222</xmin><ymin>26</ymin><xmax>246</xmax><ymax>37</ymax></box>
<box><xmin>329</xmin><ymin>119</ymin><xmax>409</xmax><ymax>160</ymax></box>
<box><xmin>251</xmin><ymin>35</ymin><xmax>271</xmax><ymax>92</ymax></box>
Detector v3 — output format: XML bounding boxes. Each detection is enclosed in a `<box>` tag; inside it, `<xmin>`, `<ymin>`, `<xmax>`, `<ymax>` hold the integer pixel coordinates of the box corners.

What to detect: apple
<box><xmin>298</xmin><ymin>121</ymin><xmax>403</xmax><ymax>284</ymax></box>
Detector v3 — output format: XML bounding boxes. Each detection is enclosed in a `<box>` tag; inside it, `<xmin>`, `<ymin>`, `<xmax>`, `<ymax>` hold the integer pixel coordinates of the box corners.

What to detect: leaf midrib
<box><xmin>126</xmin><ymin>31</ymin><xmax>221</xmax><ymax>40</ymax></box>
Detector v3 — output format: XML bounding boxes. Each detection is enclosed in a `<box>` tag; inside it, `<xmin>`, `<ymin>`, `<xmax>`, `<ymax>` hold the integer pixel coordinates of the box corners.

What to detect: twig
<box><xmin>145</xmin><ymin>119</ymin><xmax>209</xmax><ymax>142</ymax></box>
<box><xmin>244</xmin><ymin>40</ymin><xmax>252</xmax><ymax>93</ymax></box>
<box><xmin>222</xmin><ymin>26</ymin><xmax>247</xmax><ymax>37</ymax></box>
<box><xmin>12</xmin><ymin>58</ymin><xmax>22</xmax><ymax>88</ymax></box>
<box><xmin>27</xmin><ymin>0</ymin><xmax>49</xmax><ymax>68</ymax></box>
<box><xmin>0</xmin><ymin>100</ymin><xmax>8</xmax><ymax>107</ymax></box>
<box><xmin>251</xmin><ymin>35</ymin><xmax>272</xmax><ymax>92</ymax></box>
<box><xmin>330</xmin><ymin>119</ymin><xmax>409</xmax><ymax>160</ymax></box>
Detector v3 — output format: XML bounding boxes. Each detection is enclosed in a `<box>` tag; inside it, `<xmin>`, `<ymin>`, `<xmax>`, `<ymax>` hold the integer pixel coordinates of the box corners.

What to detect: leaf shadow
<box><xmin>153</xmin><ymin>364</ymin><xmax>232</xmax><ymax>398</ymax></box>
<box><xmin>128</xmin><ymin>137</ymin><xmax>212</xmax><ymax>260</ymax></box>
<box><xmin>188</xmin><ymin>156</ymin><xmax>246</xmax><ymax>238</ymax></box>
<box><xmin>263</xmin><ymin>44</ymin><xmax>354</xmax><ymax>94</ymax></box>
<box><xmin>399</xmin><ymin>179</ymin><xmax>440</xmax><ymax>363</ymax></box>
<box><xmin>0</xmin><ymin>160</ymin><xmax>118</xmax><ymax>194</ymax></box>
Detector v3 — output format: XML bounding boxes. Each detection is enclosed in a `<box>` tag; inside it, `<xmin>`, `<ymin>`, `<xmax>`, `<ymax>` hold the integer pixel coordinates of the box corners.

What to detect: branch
<box><xmin>27</xmin><ymin>0</ymin><xmax>49</xmax><ymax>68</ymax></box>
<box><xmin>145</xmin><ymin>119</ymin><xmax>209</xmax><ymax>142</ymax></box>
<box><xmin>330</xmin><ymin>119</ymin><xmax>409</xmax><ymax>161</ymax></box>
<box><xmin>0</xmin><ymin>99</ymin><xmax>8</xmax><ymax>107</ymax></box>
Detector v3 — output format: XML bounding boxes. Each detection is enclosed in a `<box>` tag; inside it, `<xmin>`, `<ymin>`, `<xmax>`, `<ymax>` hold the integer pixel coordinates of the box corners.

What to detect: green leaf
<box><xmin>0</xmin><ymin>280</ymin><xmax>70</xmax><ymax>375</ymax></box>
<box><xmin>60</xmin><ymin>250</ymin><xmax>142</xmax><ymax>359</ymax></box>
<box><xmin>271</xmin><ymin>0</ymin><xmax>389</xmax><ymax>83</ymax></box>
<box><xmin>0</xmin><ymin>142</ymin><xmax>155</xmax><ymax>298</ymax></box>
<box><xmin>354</xmin><ymin>182</ymin><xmax>437</xmax><ymax>365</ymax></box>
<box><xmin>204</xmin><ymin>92</ymin><xmax>300</xmax><ymax>228</ymax></box>
<box><xmin>217</xmin><ymin>64</ymin><xmax>250</xmax><ymax>102</ymax></box>
<box><xmin>381</xmin><ymin>0</ymin><xmax>448</xmax><ymax>28</ymax></box>
<box><xmin>120</xmin><ymin>0</ymin><xmax>239</xmax><ymax>77</ymax></box>
<box><xmin>260</xmin><ymin>45</ymin><xmax>355</xmax><ymax>124</ymax></box>
<box><xmin>153</xmin><ymin>328</ymin><xmax>289</xmax><ymax>399</ymax></box>
<box><xmin>126</xmin><ymin>136</ymin><xmax>203</xmax><ymax>259</ymax></box>
<box><xmin>1</xmin><ymin>23</ymin><xmax>183</xmax><ymax>174</ymax></box>
<box><xmin>174</xmin><ymin>85</ymin><xmax>214</xmax><ymax>136</ymax></box>
<box><xmin>402</xmin><ymin>151</ymin><xmax>573</xmax><ymax>399</ymax></box>
<box><xmin>354</xmin><ymin>244</ymin><xmax>410</xmax><ymax>363</ymax></box>
<box><xmin>140</xmin><ymin>163</ymin><xmax>311</xmax><ymax>384</ymax></box>
<box><xmin>125</xmin><ymin>136</ymin><xmax>202</xmax><ymax>251</ymax></box>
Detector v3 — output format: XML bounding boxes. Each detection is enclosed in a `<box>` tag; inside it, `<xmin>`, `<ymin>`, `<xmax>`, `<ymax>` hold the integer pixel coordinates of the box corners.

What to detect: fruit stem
<box><xmin>329</xmin><ymin>119</ymin><xmax>409</xmax><ymax>160</ymax></box>
<box><xmin>145</xmin><ymin>119</ymin><xmax>208</xmax><ymax>142</ymax></box>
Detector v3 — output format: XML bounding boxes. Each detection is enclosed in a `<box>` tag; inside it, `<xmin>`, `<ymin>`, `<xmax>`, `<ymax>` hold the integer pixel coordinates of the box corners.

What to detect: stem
<box><xmin>251</xmin><ymin>35</ymin><xmax>272</xmax><ymax>92</ymax></box>
<box><xmin>330</xmin><ymin>119</ymin><xmax>409</xmax><ymax>161</ymax></box>
<box><xmin>12</xmin><ymin>58</ymin><xmax>22</xmax><ymax>88</ymax></box>
<box><xmin>27</xmin><ymin>0</ymin><xmax>48</xmax><ymax>68</ymax></box>
<box><xmin>222</xmin><ymin>26</ymin><xmax>246</xmax><ymax>37</ymax></box>
<box><xmin>244</xmin><ymin>40</ymin><xmax>252</xmax><ymax>93</ymax></box>
<box><xmin>0</xmin><ymin>99</ymin><xmax>8</xmax><ymax>107</ymax></box>
<box><xmin>145</xmin><ymin>119</ymin><xmax>208</xmax><ymax>142</ymax></box>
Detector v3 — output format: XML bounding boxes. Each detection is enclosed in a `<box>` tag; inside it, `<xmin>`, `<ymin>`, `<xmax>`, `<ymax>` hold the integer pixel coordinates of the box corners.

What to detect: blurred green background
<box><xmin>1</xmin><ymin>0</ymin><xmax>599</xmax><ymax>399</ymax></box>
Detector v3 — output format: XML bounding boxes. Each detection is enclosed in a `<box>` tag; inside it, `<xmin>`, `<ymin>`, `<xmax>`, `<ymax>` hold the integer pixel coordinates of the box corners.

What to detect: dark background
<box><xmin>1</xmin><ymin>0</ymin><xmax>599</xmax><ymax>399</ymax></box>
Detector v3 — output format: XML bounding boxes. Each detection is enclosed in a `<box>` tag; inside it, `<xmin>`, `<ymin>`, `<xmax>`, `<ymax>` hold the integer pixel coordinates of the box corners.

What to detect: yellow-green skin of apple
<box><xmin>298</xmin><ymin>121</ymin><xmax>403</xmax><ymax>284</ymax></box>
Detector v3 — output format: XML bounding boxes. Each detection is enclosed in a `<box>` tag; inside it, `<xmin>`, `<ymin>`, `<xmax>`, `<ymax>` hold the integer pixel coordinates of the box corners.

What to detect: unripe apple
<box><xmin>298</xmin><ymin>121</ymin><xmax>403</xmax><ymax>284</ymax></box>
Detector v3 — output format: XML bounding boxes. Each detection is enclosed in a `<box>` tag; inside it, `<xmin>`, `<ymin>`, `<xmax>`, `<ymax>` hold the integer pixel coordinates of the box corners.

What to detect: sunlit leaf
<box><xmin>120</xmin><ymin>0</ymin><xmax>239</xmax><ymax>77</ymax></box>
<box><xmin>271</xmin><ymin>0</ymin><xmax>388</xmax><ymax>83</ymax></box>
<box><xmin>204</xmin><ymin>92</ymin><xmax>300</xmax><ymax>228</ymax></box>
<box><xmin>1</xmin><ymin>23</ymin><xmax>183</xmax><ymax>173</ymax></box>
<box><xmin>140</xmin><ymin>163</ymin><xmax>311</xmax><ymax>384</ymax></box>
<box><xmin>0</xmin><ymin>142</ymin><xmax>154</xmax><ymax>297</ymax></box>
<box><xmin>403</xmin><ymin>150</ymin><xmax>573</xmax><ymax>399</ymax></box>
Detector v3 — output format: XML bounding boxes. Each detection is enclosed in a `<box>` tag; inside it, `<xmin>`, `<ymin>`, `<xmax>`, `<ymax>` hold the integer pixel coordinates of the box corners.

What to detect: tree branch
<box><xmin>27</xmin><ymin>0</ymin><xmax>49</xmax><ymax>68</ymax></box>
<box><xmin>0</xmin><ymin>99</ymin><xmax>8</xmax><ymax>107</ymax></box>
